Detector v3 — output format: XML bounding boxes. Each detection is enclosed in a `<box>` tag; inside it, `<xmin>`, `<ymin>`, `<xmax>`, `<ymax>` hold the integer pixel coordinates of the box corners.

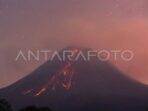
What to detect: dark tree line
<box><xmin>0</xmin><ymin>97</ymin><xmax>52</xmax><ymax>111</ymax></box>
<box><xmin>19</xmin><ymin>106</ymin><xmax>52</xmax><ymax>111</ymax></box>
<box><xmin>1</xmin><ymin>97</ymin><xmax>148</xmax><ymax>111</ymax></box>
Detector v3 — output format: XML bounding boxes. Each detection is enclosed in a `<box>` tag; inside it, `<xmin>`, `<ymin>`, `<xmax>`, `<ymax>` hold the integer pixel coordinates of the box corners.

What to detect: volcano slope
<box><xmin>0</xmin><ymin>47</ymin><xmax>148</xmax><ymax>111</ymax></box>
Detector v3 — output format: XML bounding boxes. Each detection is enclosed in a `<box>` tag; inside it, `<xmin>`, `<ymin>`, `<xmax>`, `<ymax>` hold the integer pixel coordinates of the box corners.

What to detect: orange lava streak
<box><xmin>48</xmin><ymin>61</ymin><xmax>76</xmax><ymax>91</ymax></box>
<box><xmin>47</xmin><ymin>48</ymin><xmax>78</xmax><ymax>91</ymax></box>
<box><xmin>33</xmin><ymin>48</ymin><xmax>79</xmax><ymax>96</ymax></box>
<box><xmin>62</xmin><ymin>68</ymin><xmax>76</xmax><ymax>90</ymax></box>
<box><xmin>35</xmin><ymin>88</ymin><xmax>46</xmax><ymax>96</ymax></box>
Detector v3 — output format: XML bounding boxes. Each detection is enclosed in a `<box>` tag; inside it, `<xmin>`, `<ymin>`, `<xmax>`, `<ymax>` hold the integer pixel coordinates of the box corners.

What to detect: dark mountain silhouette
<box><xmin>0</xmin><ymin>46</ymin><xmax>148</xmax><ymax>111</ymax></box>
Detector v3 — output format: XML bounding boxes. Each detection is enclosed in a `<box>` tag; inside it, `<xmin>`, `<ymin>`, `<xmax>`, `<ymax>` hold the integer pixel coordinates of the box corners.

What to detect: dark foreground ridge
<box><xmin>0</xmin><ymin>46</ymin><xmax>148</xmax><ymax>111</ymax></box>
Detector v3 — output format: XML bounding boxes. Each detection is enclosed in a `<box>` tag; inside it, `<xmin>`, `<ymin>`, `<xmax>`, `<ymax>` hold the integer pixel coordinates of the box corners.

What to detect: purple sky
<box><xmin>0</xmin><ymin>0</ymin><xmax>148</xmax><ymax>88</ymax></box>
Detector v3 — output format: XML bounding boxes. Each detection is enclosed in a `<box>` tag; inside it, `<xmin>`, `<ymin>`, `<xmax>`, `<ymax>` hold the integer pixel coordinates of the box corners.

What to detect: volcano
<box><xmin>0</xmin><ymin>47</ymin><xmax>148</xmax><ymax>111</ymax></box>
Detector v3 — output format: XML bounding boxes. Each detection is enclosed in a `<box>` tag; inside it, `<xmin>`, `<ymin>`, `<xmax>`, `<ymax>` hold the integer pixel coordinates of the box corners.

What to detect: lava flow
<box><xmin>23</xmin><ymin>48</ymin><xmax>79</xmax><ymax>97</ymax></box>
<box><xmin>49</xmin><ymin>62</ymin><xmax>77</xmax><ymax>91</ymax></box>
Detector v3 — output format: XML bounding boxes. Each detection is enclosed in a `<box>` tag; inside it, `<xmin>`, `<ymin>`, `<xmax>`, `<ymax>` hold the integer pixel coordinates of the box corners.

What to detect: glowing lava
<box><xmin>35</xmin><ymin>88</ymin><xmax>46</xmax><ymax>96</ymax></box>
<box><xmin>49</xmin><ymin>62</ymin><xmax>76</xmax><ymax>91</ymax></box>
<box><xmin>23</xmin><ymin>48</ymin><xmax>79</xmax><ymax>97</ymax></box>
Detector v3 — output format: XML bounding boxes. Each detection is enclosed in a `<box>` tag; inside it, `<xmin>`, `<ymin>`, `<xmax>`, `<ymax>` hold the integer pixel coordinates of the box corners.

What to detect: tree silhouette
<box><xmin>19</xmin><ymin>106</ymin><xmax>52</xmax><ymax>111</ymax></box>
<box><xmin>0</xmin><ymin>98</ymin><xmax>12</xmax><ymax>111</ymax></box>
<box><xmin>39</xmin><ymin>107</ymin><xmax>52</xmax><ymax>111</ymax></box>
<box><xmin>19</xmin><ymin>106</ymin><xmax>37</xmax><ymax>111</ymax></box>
<box><xmin>38</xmin><ymin>107</ymin><xmax>52</xmax><ymax>111</ymax></box>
